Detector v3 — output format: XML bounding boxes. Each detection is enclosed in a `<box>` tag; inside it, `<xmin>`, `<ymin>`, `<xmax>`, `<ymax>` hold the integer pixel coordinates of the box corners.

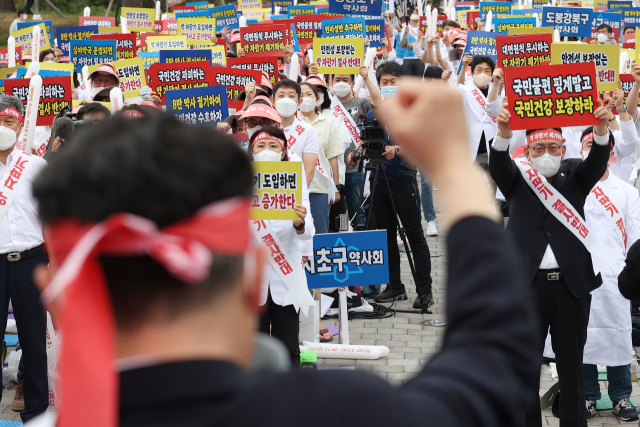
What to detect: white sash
<box><xmin>328</xmin><ymin>92</ymin><xmax>362</xmax><ymax>147</ymax></box>
<box><xmin>466</xmin><ymin>84</ymin><xmax>497</xmax><ymax>124</ymax></box>
<box><xmin>0</xmin><ymin>152</ymin><xmax>34</xmax><ymax>224</ymax></box>
<box><xmin>251</xmin><ymin>219</ymin><xmax>315</xmax><ymax>316</ymax></box>
<box><xmin>514</xmin><ymin>158</ymin><xmax>623</xmax><ymax>275</ymax></box>
<box><xmin>407</xmin><ymin>25</ymin><xmax>419</xmax><ymax>39</ymax></box>
<box><xmin>588</xmin><ymin>184</ymin><xmax>628</xmax><ymax>254</ymax></box>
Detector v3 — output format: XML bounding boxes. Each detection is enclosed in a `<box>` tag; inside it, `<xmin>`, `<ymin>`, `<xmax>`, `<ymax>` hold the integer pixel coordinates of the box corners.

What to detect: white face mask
<box><xmin>299</xmin><ymin>97</ymin><xmax>316</xmax><ymax>113</ymax></box>
<box><xmin>316</xmin><ymin>93</ymin><xmax>324</xmax><ymax>107</ymax></box>
<box><xmin>582</xmin><ymin>149</ymin><xmax>590</xmax><ymax>160</ymax></box>
<box><xmin>254</xmin><ymin>149</ymin><xmax>282</xmax><ymax>162</ymax></box>
<box><xmin>333</xmin><ymin>82</ymin><xmax>352</xmax><ymax>97</ymax></box>
<box><xmin>530</xmin><ymin>152</ymin><xmax>562</xmax><ymax>177</ymax></box>
<box><xmin>275</xmin><ymin>98</ymin><xmax>298</xmax><ymax>118</ymax></box>
<box><xmin>246</xmin><ymin>125</ymin><xmax>262</xmax><ymax>138</ymax></box>
<box><xmin>597</xmin><ymin>33</ymin><xmax>609</xmax><ymax>43</ymax></box>
<box><xmin>473</xmin><ymin>73</ymin><xmax>492</xmax><ymax>88</ymax></box>
<box><xmin>0</xmin><ymin>126</ymin><xmax>17</xmax><ymax>151</ymax></box>
<box><xmin>90</xmin><ymin>86</ymin><xmax>108</xmax><ymax>99</ymax></box>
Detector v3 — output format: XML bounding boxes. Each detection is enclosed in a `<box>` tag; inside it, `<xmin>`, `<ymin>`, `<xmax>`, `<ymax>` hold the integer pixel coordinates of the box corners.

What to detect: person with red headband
<box><xmin>0</xmin><ymin>95</ymin><xmax>49</xmax><ymax>422</ymax></box>
<box><xmin>27</xmin><ymin>82</ymin><xmax>539</xmax><ymax>427</ymax></box>
<box><xmin>491</xmin><ymin>97</ymin><xmax>613</xmax><ymax>427</ymax></box>
<box><xmin>249</xmin><ymin>125</ymin><xmax>315</xmax><ymax>364</ymax></box>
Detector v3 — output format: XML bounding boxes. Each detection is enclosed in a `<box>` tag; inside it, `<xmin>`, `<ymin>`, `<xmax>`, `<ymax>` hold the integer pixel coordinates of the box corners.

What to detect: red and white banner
<box><xmin>589</xmin><ymin>185</ymin><xmax>627</xmax><ymax>253</ymax></box>
<box><xmin>0</xmin><ymin>152</ymin><xmax>34</xmax><ymax>224</ymax></box>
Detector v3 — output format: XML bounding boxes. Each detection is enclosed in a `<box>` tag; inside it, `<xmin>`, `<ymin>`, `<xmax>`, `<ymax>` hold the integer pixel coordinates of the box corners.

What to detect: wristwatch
<box><xmin>395</xmin><ymin>146</ymin><xmax>400</xmax><ymax>155</ymax></box>
<box><xmin>618</xmin><ymin>103</ymin><xmax>628</xmax><ymax>113</ymax></box>
<box><xmin>294</xmin><ymin>220</ymin><xmax>305</xmax><ymax>231</ymax></box>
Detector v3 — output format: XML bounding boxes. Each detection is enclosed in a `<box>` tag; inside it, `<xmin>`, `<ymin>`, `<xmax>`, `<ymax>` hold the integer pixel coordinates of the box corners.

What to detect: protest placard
<box><xmin>5</xmin><ymin>76</ymin><xmax>71</xmax><ymax>127</ymax></box>
<box><xmin>147</xmin><ymin>61</ymin><xmax>212</xmax><ymax>102</ymax></box>
<box><xmin>171</xmin><ymin>5</ymin><xmax>196</xmax><ymax>14</ymax></box>
<box><xmin>508</xmin><ymin>26</ymin><xmax>555</xmax><ymax>35</ymax></box>
<box><xmin>166</xmin><ymin>85</ymin><xmax>229</xmax><ymax>125</ymax></box>
<box><xmin>11</xmin><ymin>26</ymin><xmax>51</xmax><ymax>57</ymax></box>
<box><xmin>17</xmin><ymin>21</ymin><xmax>53</xmax><ymax>46</ymax></box>
<box><xmin>98</xmin><ymin>27</ymin><xmax>121</xmax><ymax>35</ymax></box>
<box><xmin>329</xmin><ymin>0</ymin><xmax>383</xmax><ymax>16</ymax></box>
<box><xmin>313</xmin><ymin>37</ymin><xmax>364</xmax><ymax>73</ymax></box>
<box><xmin>69</xmin><ymin>40</ymin><xmax>116</xmax><ymax>72</ymax></box>
<box><xmin>147</xmin><ymin>35</ymin><xmax>188</xmax><ymax>52</ymax></box>
<box><xmin>0</xmin><ymin>47</ymin><xmax>22</xmax><ymax>65</ymax></box>
<box><xmin>0</xmin><ymin>68</ymin><xmax>17</xmax><ymax>80</ymax></box>
<box><xmin>620</xmin><ymin>74</ymin><xmax>639</xmax><ymax>107</ymax></box>
<box><xmin>272</xmin><ymin>0</ymin><xmax>294</xmax><ymax>14</ymax></box>
<box><xmin>155</xmin><ymin>19</ymin><xmax>178</xmax><ymax>34</ymax></box>
<box><xmin>210</xmin><ymin>67</ymin><xmax>262</xmax><ymax>109</ymax></box>
<box><xmin>551</xmin><ymin>43</ymin><xmax>619</xmax><ymax>91</ymax></box>
<box><xmin>241</xmin><ymin>24</ymin><xmax>290</xmax><ymax>56</ymax></box>
<box><xmin>497</xmin><ymin>33</ymin><xmax>552</xmax><ymax>67</ymax></box>
<box><xmin>479</xmin><ymin>1</ymin><xmax>512</xmax><ymax>19</ymax></box>
<box><xmin>121</xmin><ymin>7</ymin><xmax>155</xmax><ymax>33</ymax></box>
<box><xmin>210</xmin><ymin>46</ymin><xmax>226</xmax><ymax>66</ymax></box>
<box><xmin>186</xmin><ymin>1</ymin><xmax>208</xmax><ymax>10</ymax></box>
<box><xmin>88</xmin><ymin>57</ymin><xmax>146</xmax><ymax>102</ymax></box>
<box><xmin>541</xmin><ymin>6</ymin><xmax>592</xmax><ymax>37</ymax></box>
<box><xmin>590</xmin><ymin>11</ymin><xmax>621</xmax><ymax>38</ymax></box>
<box><xmin>623</xmin><ymin>8</ymin><xmax>640</xmax><ymax>27</ymax></box>
<box><xmin>239</xmin><ymin>0</ymin><xmax>262</xmax><ymax>10</ymax></box>
<box><xmin>210</xmin><ymin>5</ymin><xmax>240</xmax><ymax>30</ymax></box>
<box><xmin>289</xmin><ymin>5</ymin><xmax>316</xmax><ymax>16</ymax></box>
<box><xmin>228</xmin><ymin>56</ymin><xmax>279</xmax><ymax>85</ymax></box>
<box><xmin>38</xmin><ymin>62</ymin><xmax>75</xmax><ymax>87</ymax></box>
<box><xmin>56</xmin><ymin>26</ymin><xmax>98</xmax><ymax>62</ymax></box>
<box><xmin>322</xmin><ymin>17</ymin><xmax>366</xmax><ymax>38</ymax></box>
<box><xmin>364</xmin><ymin>19</ymin><xmax>385</xmax><ymax>47</ymax></box>
<box><xmin>175</xmin><ymin>10</ymin><xmax>210</xmax><ymax>18</ymax></box>
<box><xmin>241</xmin><ymin>8</ymin><xmax>265</xmax><ymax>22</ymax></box>
<box><xmin>250</xmin><ymin>161</ymin><xmax>303</xmax><ymax>221</ymax></box>
<box><xmin>138</xmin><ymin>52</ymin><xmax>160</xmax><ymax>69</ymax></box>
<box><xmin>92</xmin><ymin>34</ymin><xmax>136</xmax><ymax>60</ymax></box>
<box><xmin>305</xmin><ymin>230</ymin><xmax>389</xmax><ymax>288</ymax></box>
<box><xmin>609</xmin><ymin>0</ymin><xmax>632</xmax><ymax>8</ymax></box>
<box><xmin>494</xmin><ymin>17</ymin><xmax>536</xmax><ymax>34</ymax></box>
<box><xmin>505</xmin><ymin>63</ymin><xmax>599</xmax><ymax>130</ymax></box>
<box><xmin>79</xmin><ymin>17</ymin><xmax>116</xmax><ymax>27</ymax></box>
<box><xmin>160</xmin><ymin>49</ymin><xmax>212</xmax><ymax>64</ymax></box>
<box><xmin>178</xmin><ymin>17</ymin><xmax>216</xmax><ymax>41</ymax></box>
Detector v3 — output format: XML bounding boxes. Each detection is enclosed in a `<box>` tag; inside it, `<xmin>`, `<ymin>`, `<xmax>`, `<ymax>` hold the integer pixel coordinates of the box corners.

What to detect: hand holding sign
<box><xmin>497</xmin><ymin>101</ymin><xmax>511</xmax><ymax>138</ymax></box>
<box><xmin>633</xmin><ymin>59</ymin><xmax>640</xmax><ymax>82</ymax></box>
<box><xmin>613</xmin><ymin>84</ymin><xmax>625</xmax><ymax>110</ymax></box>
<box><xmin>293</xmin><ymin>204</ymin><xmax>306</xmax><ymax>230</ymax></box>
<box><xmin>492</xmin><ymin>67</ymin><xmax>504</xmax><ymax>90</ymax></box>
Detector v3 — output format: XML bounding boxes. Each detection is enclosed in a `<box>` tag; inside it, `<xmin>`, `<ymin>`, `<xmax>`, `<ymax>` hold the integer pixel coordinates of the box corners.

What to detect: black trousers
<box><xmin>402</xmin><ymin>58</ymin><xmax>424</xmax><ymax>78</ymax></box>
<box><xmin>0</xmin><ymin>249</ymin><xmax>49</xmax><ymax>421</ymax></box>
<box><xmin>25</xmin><ymin>0</ymin><xmax>34</xmax><ymax>13</ymax></box>
<box><xmin>371</xmin><ymin>177</ymin><xmax>432</xmax><ymax>295</ymax></box>
<box><xmin>526</xmin><ymin>271</ymin><xmax>591</xmax><ymax>427</ymax></box>
<box><xmin>259</xmin><ymin>292</ymin><xmax>300</xmax><ymax>367</ymax></box>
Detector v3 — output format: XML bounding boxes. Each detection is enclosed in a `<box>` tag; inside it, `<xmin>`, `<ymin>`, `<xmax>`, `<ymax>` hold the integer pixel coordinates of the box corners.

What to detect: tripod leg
<box><xmin>364</xmin><ymin>164</ymin><xmax>380</xmax><ymax>230</ymax></box>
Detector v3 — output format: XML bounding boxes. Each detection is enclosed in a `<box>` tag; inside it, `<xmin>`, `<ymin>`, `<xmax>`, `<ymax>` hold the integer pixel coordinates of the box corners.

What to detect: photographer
<box><xmin>352</xmin><ymin>62</ymin><xmax>434</xmax><ymax>310</ymax></box>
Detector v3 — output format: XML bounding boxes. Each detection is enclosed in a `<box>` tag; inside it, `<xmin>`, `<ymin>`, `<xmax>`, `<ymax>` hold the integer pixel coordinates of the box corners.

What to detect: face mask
<box><xmin>246</xmin><ymin>125</ymin><xmax>262</xmax><ymax>138</ymax></box>
<box><xmin>333</xmin><ymin>82</ymin><xmax>352</xmax><ymax>97</ymax></box>
<box><xmin>254</xmin><ymin>149</ymin><xmax>282</xmax><ymax>162</ymax></box>
<box><xmin>473</xmin><ymin>73</ymin><xmax>492</xmax><ymax>88</ymax></box>
<box><xmin>582</xmin><ymin>149</ymin><xmax>590</xmax><ymax>160</ymax></box>
<box><xmin>315</xmin><ymin>93</ymin><xmax>324</xmax><ymax>107</ymax></box>
<box><xmin>299</xmin><ymin>97</ymin><xmax>316</xmax><ymax>113</ymax></box>
<box><xmin>43</xmin><ymin>59</ymin><xmax>55</xmax><ymax>63</ymax></box>
<box><xmin>597</xmin><ymin>33</ymin><xmax>609</xmax><ymax>43</ymax></box>
<box><xmin>0</xmin><ymin>126</ymin><xmax>17</xmax><ymax>151</ymax></box>
<box><xmin>90</xmin><ymin>86</ymin><xmax>109</xmax><ymax>99</ymax></box>
<box><xmin>530</xmin><ymin>152</ymin><xmax>562</xmax><ymax>177</ymax></box>
<box><xmin>380</xmin><ymin>86</ymin><xmax>399</xmax><ymax>98</ymax></box>
<box><xmin>275</xmin><ymin>98</ymin><xmax>298</xmax><ymax>118</ymax></box>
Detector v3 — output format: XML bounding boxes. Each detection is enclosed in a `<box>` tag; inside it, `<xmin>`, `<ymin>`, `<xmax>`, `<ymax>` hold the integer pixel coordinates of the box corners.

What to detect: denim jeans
<box><xmin>419</xmin><ymin>171</ymin><xmax>436</xmax><ymax>222</ymax></box>
<box><xmin>344</xmin><ymin>172</ymin><xmax>366</xmax><ymax>227</ymax></box>
<box><xmin>309</xmin><ymin>192</ymin><xmax>330</xmax><ymax>234</ymax></box>
<box><xmin>583</xmin><ymin>364</ymin><xmax>632</xmax><ymax>401</ymax></box>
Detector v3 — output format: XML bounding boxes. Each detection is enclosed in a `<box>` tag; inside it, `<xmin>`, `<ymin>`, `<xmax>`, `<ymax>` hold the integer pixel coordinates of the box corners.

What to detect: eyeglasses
<box><xmin>246</xmin><ymin>118</ymin><xmax>274</xmax><ymax>127</ymax></box>
<box><xmin>529</xmin><ymin>145</ymin><xmax>562</xmax><ymax>156</ymax></box>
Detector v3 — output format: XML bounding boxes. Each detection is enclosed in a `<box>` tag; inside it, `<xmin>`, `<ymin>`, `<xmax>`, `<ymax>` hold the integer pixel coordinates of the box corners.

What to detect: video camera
<box><xmin>56</xmin><ymin>106</ymin><xmax>102</xmax><ymax>130</ymax></box>
<box><xmin>352</xmin><ymin>115</ymin><xmax>386</xmax><ymax>172</ymax></box>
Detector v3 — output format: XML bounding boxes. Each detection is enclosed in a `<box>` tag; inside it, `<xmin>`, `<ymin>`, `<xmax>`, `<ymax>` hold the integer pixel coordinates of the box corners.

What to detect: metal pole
<box><xmin>43</xmin><ymin>0</ymin><xmax>65</xmax><ymax>17</ymax></box>
<box><xmin>33</xmin><ymin>0</ymin><xmax>42</xmax><ymax>20</ymax></box>
<box><xmin>106</xmin><ymin>0</ymin><xmax>115</xmax><ymax>18</ymax></box>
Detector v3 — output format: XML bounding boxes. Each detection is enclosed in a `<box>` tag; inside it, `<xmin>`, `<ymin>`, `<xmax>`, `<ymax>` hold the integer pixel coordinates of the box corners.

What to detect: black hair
<box><xmin>249</xmin><ymin>125</ymin><xmax>288</xmax><ymax>161</ymax></box>
<box><xmin>376</xmin><ymin>61</ymin><xmax>404</xmax><ymax>84</ymax></box>
<box><xmin>581</xmin><ymin>126</ymin><xmax>615</xmax><ymax>150</ymax></box>
<box><xmin>32</xmin><ymin>114</ymin><xmax>252</xmax><ymax>329</ymax></box>
<box><xmin>470</xmin><ymin>55</ymin><xmax>495</xmax><ymax>73</ymax></box>
<box><xmin>331</xmin><ymin>74</ymin><xmax>356</xmax><ymax>83</ymax></box>
<box><xmin>300</xmin><ymin>82</ymin><xmax>320</xmax><ymax>114</ymax></box>
<box><xmin>17</xmin><ymin>9</ymin><xmax>26</xmax><ymax>15</ymax></box>
<box><xmin>273</xmin><ymin>79</ymin><xmax>300</xmax><ymax>98</ymax></box>
<box><xmin>423</xmin><ymin>66</ymin><xmax>444</xmax><ymax>80</ymax></box>
<box><xmin>597</xmin><ymin>23</ymin><xmax>613</xmax><ymax>33</ymax></box>
<box><xmin>39</xmin><ymin>49</ymin><xmax>54</xmax><ymax>62</ymax></box>
<box><xmin>625</xmin><ymin>26</ymin><xmax>636</xmax><ymax>34</ymax></box>
<box><xmin>76</xmin><ymin>102</ymin><xmax>111</xmax><ymax>120</ymax></box>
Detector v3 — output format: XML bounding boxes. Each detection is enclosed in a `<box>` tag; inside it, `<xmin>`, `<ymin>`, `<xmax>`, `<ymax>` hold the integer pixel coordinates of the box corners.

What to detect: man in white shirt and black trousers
<box><xmin>0</xmin><ymin>95</ymin><xmax>49</xmax><ymax>421</ymax></box>
<box><xmin>490</xmin><ymin>94</ymin><xmax>611</xmax><ymax>427</ymax></box>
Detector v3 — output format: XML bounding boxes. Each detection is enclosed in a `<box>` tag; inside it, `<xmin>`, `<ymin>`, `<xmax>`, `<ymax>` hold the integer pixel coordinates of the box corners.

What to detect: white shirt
<box><xmin>321</xmin><ymin>109</ymin><xmax>350</xmax><ymax>185</ymax></box>
<box><xmin>0</xmin><ymin>147</ymin><xmax>47</xmax><ymax>253</ymax></box>
<box><xmin>281</xmin><ymin>116</ymin><xmax>319</xmax><ymax>158</ymax></box>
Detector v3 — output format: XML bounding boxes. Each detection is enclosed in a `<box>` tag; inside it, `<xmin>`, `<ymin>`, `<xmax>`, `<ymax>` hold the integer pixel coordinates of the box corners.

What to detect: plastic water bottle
<box><xmin>631</xmin><ymin>352</ymin><xmax>638</xmax><ymax>382</ymax></box>
<box><xmin>2</xmin><ymin>363</ymin><xmax>10</xmax><ymax>389</ymax></box>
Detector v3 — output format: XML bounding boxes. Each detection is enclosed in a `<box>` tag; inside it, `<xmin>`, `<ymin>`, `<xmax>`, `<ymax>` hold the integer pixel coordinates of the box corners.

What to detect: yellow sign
<box><xmin>551</xmin><ymin>43</ymin><xmax>620</xmax><ymax>91</ymax></box>
<box><xmin>177</xmin><ymin>18</ymin><xmax>216</xmax><ymax>42</ymax></box>
<box><xmin>147</xmin><ymin>35</ymin><xmax>188</xmax><ymax>52</ymax></box>
<box><xmin>251</xmin><ymin>161</ymin><xmax>303</xmax><ymax>220</ymax></box>
<box><xmin>211</xmin><ymin>45</ymin><xmax>227</xmax><ymax>66</ymax></box>
<box><xmin>1</xmin><ymin>67</ymin><xmax>22</xmax><ymax>80</ymax></box>
<box><xmin>508</xmin><ymin>26</ymin><xmax>555</xmax><ymax>35</ymax></box>
<box><xmin>10</xmin><ymin>25</ymin><xmax>51</xmax><ymax>56</ymax></box>
<box><xmin>238</xmin><ymin>0</ymin><xmax>262</xmax><ymax>10</ymax></box>
<box><xmin>121</xmin><ymin>7</ymin><xmax>155</xmax><ymax>33</ymax></box>
<box><xmin>98</xmin><ymin>27</ymin><xmax>122</xmax><ymax>35</ymax></box>
<box><xmin>72</xmin><ymin>99</ymin><xmax>112</xmax><ymax>110</ymax></box>
<box><xmin>88</xmin><ymin>57</ymin><xmax>147</xmax><ymax>102</ymax></box>
<box><xmin>243</xmin><ymin>8</ymin><xmax>264</xmax><ymax>21</ymax></box>
<box><xmin>457</xmin><ymin>8</ymin><xmax>478</xmax><ymax>29</ymax></box>
<box><xmin>636</xmin><ymin>28</ymin><xmax>640</xmax><ymax>63</ymax></box>
<box><xmin>313</xmin><ymin>38</ymin><xmax>364</xmax><ymax>73</ymax></box>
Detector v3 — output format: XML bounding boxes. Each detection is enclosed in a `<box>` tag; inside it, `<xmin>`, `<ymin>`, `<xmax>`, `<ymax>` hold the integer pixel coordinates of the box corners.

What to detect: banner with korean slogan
<box><xmin>479</xmin><ymin>1</ymin><xmax>512</xmax><ymax>20</ymax></box>
<box><xmin>166</xmin><ymin>85</ymin><xmax>229</xmax><ymax>125</ymax></box>
<box><xmin>178</xmin><ymin>18</ymin><xmax>216</xmax><ymax>42</ymax></box>
<box><xmin>80</xmin><ymin>17</ymin><xmax>116</xmax><ymax>27</ymax></box>
<box><xmin>289</xmin><ymin>23</ymin><xmax>301</xmax><ymax>51</ymax></box>
<box><xmin>329</xmin><ymin>0</ymin><xmax>383</xmax><ymax>16</ymax></box>
<box><xmin>458</xmin><ymin>31</ymin><xmax>498</xmax><ymax>73</ymax></box>
<box><xmin>11</xmin><ymin>26</ymin><xmax>51</xmax><ymax>57</ymax></box>
<box><xmin>240</xmin><ymin>24</ymin><xmax>290</xmax><ymax>56</ymax></box>
<box><xmin>172</xmin><ymin>5</ymin><xmax>195</xmax><ymax>14</ymax></box>
<box><xmin>365</xmin><ymin>19</ymin><xmax>385</xmax><ymax>47</ymax></box>
<box><xmin>322</xmin><ymin>18</ymin><xmax>366</xmax><ymax>38</ymax></box>
<box><xmin>250</xmin><ymin>161</ymin><xmax>303</xmax><ymax>221</ymax></box>
<box><xmin>289</xmin><ymin>5</ymin><xmax>316</xmax><ymax>16</ymax></box>
<box><xmin>210</xmin><ymin>45</ymin><xmax>226</xmax><ymax>66</ymax></box>
<box><xmin>17</xmin><ymin>21</ymin><xmax>53</xmax><ymax>47</ymax></box>
<box><xmin>241</xmin><ymin>8</ymin><xmax>265</xmax><ymax>22</ymax></box>
<box><xmin>69</xmin><ymin>40</ymin><xmax>116</xmax><ymax>72</ymax></box>
<box><xmin>146</xmin><ymin>61</ymin><xmax>212</xmax><ymax>104</ymax></box>
<box><xmin>497</xmin><ymin>33</ymin><xmax>552</xmax><ymax>67</ymax></box>
<box><xmin>56</xmin><ymin>26</ymin><xmax>98</xmax><ymax>62</ymax></box>
<box><xmin>98</xmin><ymin>27</ymin><xmax>121</xmax><ymax>35</ymax></box>
<box><xmin>92</xmin><ymin>34</ymin><xmax>136</xmax><ymax>60</ymax></box>
<box><xmin>494</xmin><ymin>17</ymin><xmax>536</xmax><ymax>34</ymax></box>
<box><xmin>38</xmin><ymin>62</ymin><xmax>75</xmax><ymax>87</ymax></box>
<box><xmin>609</xmin><ymin>0</ymin><xmax>632</xmax><ymax>8</ymax></box>
<box><xmin>272</xmin><ymin>0</ymin><xmax>294</xmax><ymax>14</ymax></box>
<box><xmin>508</xmin><ymin>26</ymin><xmax>555</xmax><ymax>35</ymax></box>
<box><xmin>590</xmin><ymin>11</ymin><xmax>621</xmax><ymax>38</ymax></box>
<box><xmin>228</xmin><ymin>56</ymin><xmax>279</xmax><ymax>86</ymax></box>
<box><xmin>121</xmin><ymin>7</ymin><xmax>155</xmax><ymax>33</ymax></box>
<box><xmin>505</xmin><ymin>63</ymin><xmax>599</xmax><ymax>131</ymax></box>
<box><xmin>623</xmin><ymin>8</ymin><xmax>640</xmax><ymax>27</ymax></box>
<box><xmin>160</xmin><ymin>49</ymin><xmax>212</xmax><ymax>64</ymax></box>
<box><xmin>551</xmin><ymin>43</ymin><xmax>619</xmax><ymax>91</ymax></box>
<box><xmin>175</xmin><ymin>10</ymin><xmax>209</xmax><ymax>18</ymax></box>
<box><xmin>0</xmin><ymin>47</ymin><xmax>22</xmax><ymax>65</ymax></box>
<box><xmin>541</xmin><ymin>6</ymin><xmax>592</xmax><ymax>37</ymax></box>
<box><xmin>294</xmin><ymin>15</ymin><xmax>325</xmax><ymax>44</ymax></box>
<box><xmin>313</xmin><ymin>38</ymin><xmax>364</xmax><ymax>73</ymax></box>
<box><xmin>619</xmin><ymin>74</ymin><xmax>640</xmax><ymax>107</ymax></box>
<box><xmin>89</xmin><ymin>57</ymin><xmax>146</xmax><ymax>103</ymax></box>
<box><xmin>138</xmin><ymin>52</ymin><xmax>159</xmax><ymax>69</ymax></box>
<box><xmin>155</xmin><ymin>19</ymin><xmax>178</xmax><ymax>34</ymax></box>
<box><xmin>210</xmin><ymin>67</ymin><xmax>262</xmax><ymax>109</ymax></box>
<box><xmin>239</xmin><ymin>0</ymin><xmax>262</xmax><ymax>10</ymax></box>
<box><xmin>210</xmin><ymin>5</ymin><xmax>240</xmax><ymax>30</ymax></box>
<box><xmin>5</xmin><ymin>76</ymin><xmax>71</xmax><ymax>127</ymax></box>
<box><xmin>305</xmin><ymin>230</ymin><xmax>389</xmax><ymax>289</ymax></box>
<box><xmin>147</xmin><ymin>36</ymin><xmax>188</xmax><ymax>52</ymax></box>
<box><xmin>186</xmin><ymin>1</ymin><xmax>209</xmax><ymax>10</ymax></box>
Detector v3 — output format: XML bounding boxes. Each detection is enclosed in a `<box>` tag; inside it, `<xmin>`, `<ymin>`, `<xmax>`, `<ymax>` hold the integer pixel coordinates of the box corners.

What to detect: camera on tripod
<box><xmin>56</xmin><ymin>106</ymin><xmax>101</xmax><ymax>129</ymax></box>
<box><xmin>352</xmin><ymin>115</ymin><xmax>386</xmax><ymax>171</ymax></box>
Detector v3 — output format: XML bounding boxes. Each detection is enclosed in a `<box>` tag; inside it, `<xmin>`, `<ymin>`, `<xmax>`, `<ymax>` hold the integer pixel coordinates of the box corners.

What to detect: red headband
<box><xmin>252</xmin><ymin>131</ymin><xmax>286</xmax><ymax>150</ymax></box>
<box><xmin>121</xmin><ymin>110</ymin><xmax>145</xmax><ymax>119</ymax></box>
<box><xmin>581</xmin><ymin>132</ymin><xmax>594</xmax><ymax>146</ymax></box>
<box><xmin>526</xmin><ymin>130</ymin><xmax>563</xmax><ymax>145</ymax></box>
<box><xmin>0</xmin><ymin>107</ymin><xmax>22</xmax><ymax>123</ymax></box>
<box><xmin>44</xmin><ymin>197</ymin><xmax>250</xmax><ymax>427</ymax></box>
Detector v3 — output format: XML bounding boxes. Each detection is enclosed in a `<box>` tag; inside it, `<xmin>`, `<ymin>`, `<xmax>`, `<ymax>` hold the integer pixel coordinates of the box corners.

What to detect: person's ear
<box><xmin>297</xmin><ymin>97</ymin><xmax>302</xmax><ymax>106</ymax></box>
<box><xmin>561</xmin><ymin>144</ymin><xmax>566</xmax><ymax>160</ymax></box>
<box><xmin>524</xmin><ymin>146</ymin><xmax>531</xmax><ymax>161</ymax></box>
<box><xmin>15</xmin><ymin>124</ymin><xmax>22</xmax><ymax>139</ymax></box>
<box><xmin>281</xmin><ymin>151</ymin><xmax>286</xmax><ymax>160</ymax></box>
